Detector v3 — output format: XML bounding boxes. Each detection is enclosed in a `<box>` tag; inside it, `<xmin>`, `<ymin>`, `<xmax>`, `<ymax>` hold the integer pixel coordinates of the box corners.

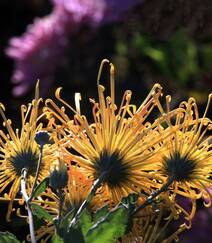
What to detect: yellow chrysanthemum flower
<box><xmin>44</xmin><ymin>59</ymin><xmax>178</xmax><ymax>206</ymax></box>
<box><xmin>156</xmin><ymin>95</ymin><xmax>212</xmax><ymax>219</ymax></box>
<box><xmin>0</xmin><ymin>82</ymin><xmax>55</xmax><ymax>221</ymax></box>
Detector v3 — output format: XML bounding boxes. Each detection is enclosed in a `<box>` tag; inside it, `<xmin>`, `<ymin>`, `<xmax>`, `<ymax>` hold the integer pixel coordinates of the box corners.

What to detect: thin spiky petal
<box><xmin>0</xmin><ymin>81</ymin><xmax>56</xmax><ymax>221</ymax></box>
<box><xmin>44</xmin><ymin>60</ymin><xmax>178</xmax><ymax>206</ymax></box>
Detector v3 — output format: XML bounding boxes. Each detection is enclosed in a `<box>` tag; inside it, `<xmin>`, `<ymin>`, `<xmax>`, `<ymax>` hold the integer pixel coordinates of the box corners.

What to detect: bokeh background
<box><xmin>0</xmin><ymin>0</ymin><xmax>211</xmax><ymax>242</ymax></box>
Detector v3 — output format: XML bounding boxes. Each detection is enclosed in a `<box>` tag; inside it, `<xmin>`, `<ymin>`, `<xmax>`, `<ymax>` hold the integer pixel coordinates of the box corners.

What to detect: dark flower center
<box><xmin>93</xmin><ymin>150</ymin><xmax>130</xmax><ymax>188</ymax></box>
<box><xmin>163</xmin><ymin>152</ymin><xmax>196</xmax><ymax>181</ymax></box>
<box><xmin>10</xmin><ymin>148</ymin><xmax>39</xmax><ymax>176</ymax></box>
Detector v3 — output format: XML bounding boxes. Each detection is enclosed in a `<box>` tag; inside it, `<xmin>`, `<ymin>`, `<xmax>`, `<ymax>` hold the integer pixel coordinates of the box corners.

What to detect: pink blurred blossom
<box><xmin>6</xmin><ymin>0</ymin><xmax>141</xmax><ymax>96</ymax></box>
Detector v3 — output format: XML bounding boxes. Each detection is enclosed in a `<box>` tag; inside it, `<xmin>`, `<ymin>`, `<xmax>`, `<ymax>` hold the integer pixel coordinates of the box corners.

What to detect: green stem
<box><xmin>21</xmin><ymin>168</ymin><xmax>36</xmax><ymax>243</ymax></box>
<box><xmin>69</xmin><ymin>173</ymin><xmax>106</xmax><ymax>229</ymax></box>
<box><xmin>132</xmin><ymin>176</ymin><xmax>174</xmax><ymax>216</ymax></box>
<box><xmin>29</xmin><ymin>145</ymin><xmax>43</xmax><ymax>201</ymax></box>
<box><xmin>56</xmin><ymin>189</ymin><xmax>64</xmax><ymax>232</ymax></box>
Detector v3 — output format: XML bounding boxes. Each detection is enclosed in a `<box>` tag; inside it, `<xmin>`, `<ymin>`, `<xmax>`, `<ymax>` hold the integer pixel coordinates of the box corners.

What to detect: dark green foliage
<box><xmin>85</xmin><ymin>206</ymin><xmax>128</xmax><ymax>243</ymax></box>
<box><xmin>54</xmin><ymin>194</ymin><xmax>138</xmax><ymax>243</ymax></box>
<box><xmin>51</xmin><ymin>234</ymin><xmax>64</xmax><ymax>243</ymax></box>
<box><xmin>31</xmin><ymin>203</ymin><xmax>54</xmax><ymax>222</ymax></box>
<box><xmin>93</xmin><ymin>205</ymin><xmax>109</xmax><ymax>223</ymax></box>
<box><xmin>0</xmin><ymin>232</ymin><xmax>20</xmax><ymax>243</ymax></box>
<box><xmin>64</xmin><ymin>227</ymin><xmax>85</xmax><ymax>243</ymax></box>
<box><xmin>30</xmin><ymin>177</ymin><xmax>49</xmax><ymax>199</ymax></box>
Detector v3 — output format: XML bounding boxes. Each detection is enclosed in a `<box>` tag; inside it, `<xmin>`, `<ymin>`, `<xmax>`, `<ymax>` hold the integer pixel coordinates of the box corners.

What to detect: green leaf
<box><xmin>31</xmin><ymin>203</ymin><xmax>54</xmax><ymax>222</ymax></box>
<box><xmin>93</xmin><ymin>205</ymin><xmax>109</xmax><ymax>223</ymax></box>
<box><xmin>121</xmin><ymin>193</ymin><xmax>138</xmax><ymax>205</ymax></box>
<box><xmin>31</xmin><ymin>177</ymin><xmax>49</xmax><ymax>199</ymax></box>
<box><xmin>59</xmin><ymin>208</ymin><xmax>75</xmax><ymax>233</ymax></box>
<box><xmin>0</xmin><ymin>231</ymin><xmax>20</xmax><ymax>242</ymax></box>
<box><xmin>51</xmin><ymin>233</ymin><xmax>64</xmax><ymax>243</ymax></box>
<box><xmin>63</xmin><ymin>227</ymin><xmax>85</xmax><ymax>243</ymax></box>
<box><xmin>33</xmin><ymin>215</ymin><xmax>46</xmax><ymax>230</ymax></box>
<box><xmin>120</xmin><ymin>193</ymin><xmax>138</xmax><ymax>234</ymax></box>
<box><xmin>78</xmin><ymin>209</ymin><xmax>92</xmax><ymax>236</ymax></box>
<box><xmin>121</xmin><ymin>193</ymin><xmax>138</xmax><ymax>213</ymax></box>
<box><xmin>85</xmin><ymin>206</ymin><xmax>128</xmax><ymax>243</ymax></box>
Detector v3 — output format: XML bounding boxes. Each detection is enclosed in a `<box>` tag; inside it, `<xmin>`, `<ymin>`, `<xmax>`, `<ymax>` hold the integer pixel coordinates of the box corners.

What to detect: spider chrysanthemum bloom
<box><xmin>0</xmin><ymin>82</ymin><xmax>56</xmax><ymax>221</ymax></box>
<box><xmin>44</xmin><ymin>59</ymin><xmax>177</xmax><ymax>205</ymax></box>
<box><xmin>157</xmin><ymin>95</ymin><xmax>212</xmax><ymax>219</ymax></box>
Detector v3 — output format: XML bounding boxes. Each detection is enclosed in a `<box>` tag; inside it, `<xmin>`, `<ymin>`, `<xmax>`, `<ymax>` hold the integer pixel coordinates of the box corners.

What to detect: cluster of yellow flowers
<box><xmin>0</xmin><ymin>60</ymin><xmax>211</xmax><ymax>242</ymax></box>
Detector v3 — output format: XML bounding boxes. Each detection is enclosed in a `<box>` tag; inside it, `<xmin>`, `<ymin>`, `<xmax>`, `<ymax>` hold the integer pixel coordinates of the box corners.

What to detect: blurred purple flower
<box><xmin>6</xmin><ymin>8</ymin><xmax>68</xmax><ymax>96</ymax></box>
<box><xmin>6</xmin><ymin>0</ymin><xmax>141</xmax><ymax>97</ymax></box>
<box><xmin>182</xmin><ymin>206</ymin><xmax>212</xmax><ymax>243</ymax></box>
<box><xmin>176</xmin><ymin>190</ymin><xmax>212</xmax><ymax>243</ymax></box>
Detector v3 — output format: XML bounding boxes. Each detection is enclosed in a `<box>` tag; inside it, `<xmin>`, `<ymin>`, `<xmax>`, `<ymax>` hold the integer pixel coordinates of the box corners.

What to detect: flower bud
<box><xmin>49</xmin><ymin>159</ymin><xmax>68</xmax><ymax>190</ymax></box>
<box><xmin>35</xmin><ymin>131</ymin><xmax>52</xmax><ymax>146</ymax></box>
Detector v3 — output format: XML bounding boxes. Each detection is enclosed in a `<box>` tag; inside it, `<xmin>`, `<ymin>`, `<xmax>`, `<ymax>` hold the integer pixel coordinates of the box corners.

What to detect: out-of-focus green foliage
<box><xmin>112</xmin><ymin>28</ymin><xmax>211</xmax><ymax>104</ymax></box>
<box><xmin>0</xmin><ymin>231</ymin><xmax>20</xmax><ymax>243</ymax></box>
<box><xmin>131</xmin><ymin>30</ymin><xmax>200</xmax><ymax>86</ymax></box>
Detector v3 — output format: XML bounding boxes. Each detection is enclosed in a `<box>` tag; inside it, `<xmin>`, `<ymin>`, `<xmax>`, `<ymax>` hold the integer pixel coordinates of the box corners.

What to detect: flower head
<box><xmin>44</xmin><ymin>59</ymin><xmax>174</xmax><ymax>205</ymax></box>
<box><xmin>0</xmin><ymin>81</ymin><xmax>55</xmax><ymax>221</ymax></box>
<box><xmin>158</xmin><ymin>95</ymin><xmax>212</xmax><ymax>219</ymax></box>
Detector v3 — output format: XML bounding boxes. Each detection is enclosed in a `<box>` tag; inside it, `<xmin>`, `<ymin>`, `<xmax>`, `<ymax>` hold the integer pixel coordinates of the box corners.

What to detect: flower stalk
<box><xmin>21</xmin><ymin>168</ymin><xmax>36</xmax><ymax>243</ymax></box>
<box><xmin>68</xmin><ymin>172</ymin><xmax>106</xmax><ymax>229</ymax></box>
<box><xmin>133</xmin><ymin>176</ymin><xmax>175</xmax><ymax>216</ymax></box>
<box><xmin>20</xmin><ymin>139</ymin><xmax>45</xmax><ymax>243</ymax></box>
<box><xmin>29</xmin><ymin>145</ymin><xmax>44</xmax><ymax>201</ymax></box>
<box><xmin>56</xmin><ymin>189</ymin><xmax>64</xmax><ymax>232</ymax></box>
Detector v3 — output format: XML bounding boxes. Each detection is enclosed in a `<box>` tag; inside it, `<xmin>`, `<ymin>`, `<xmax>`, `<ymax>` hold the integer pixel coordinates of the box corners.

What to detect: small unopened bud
<box><xmin>49</xmin><ymin>160</ymin><xmax>68</xmax><ymax>190</ymax></box>
<box><xmin>35</xmin><ymin>131</ymin><xmax>52</xmax><ymax>146</ymax></box>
